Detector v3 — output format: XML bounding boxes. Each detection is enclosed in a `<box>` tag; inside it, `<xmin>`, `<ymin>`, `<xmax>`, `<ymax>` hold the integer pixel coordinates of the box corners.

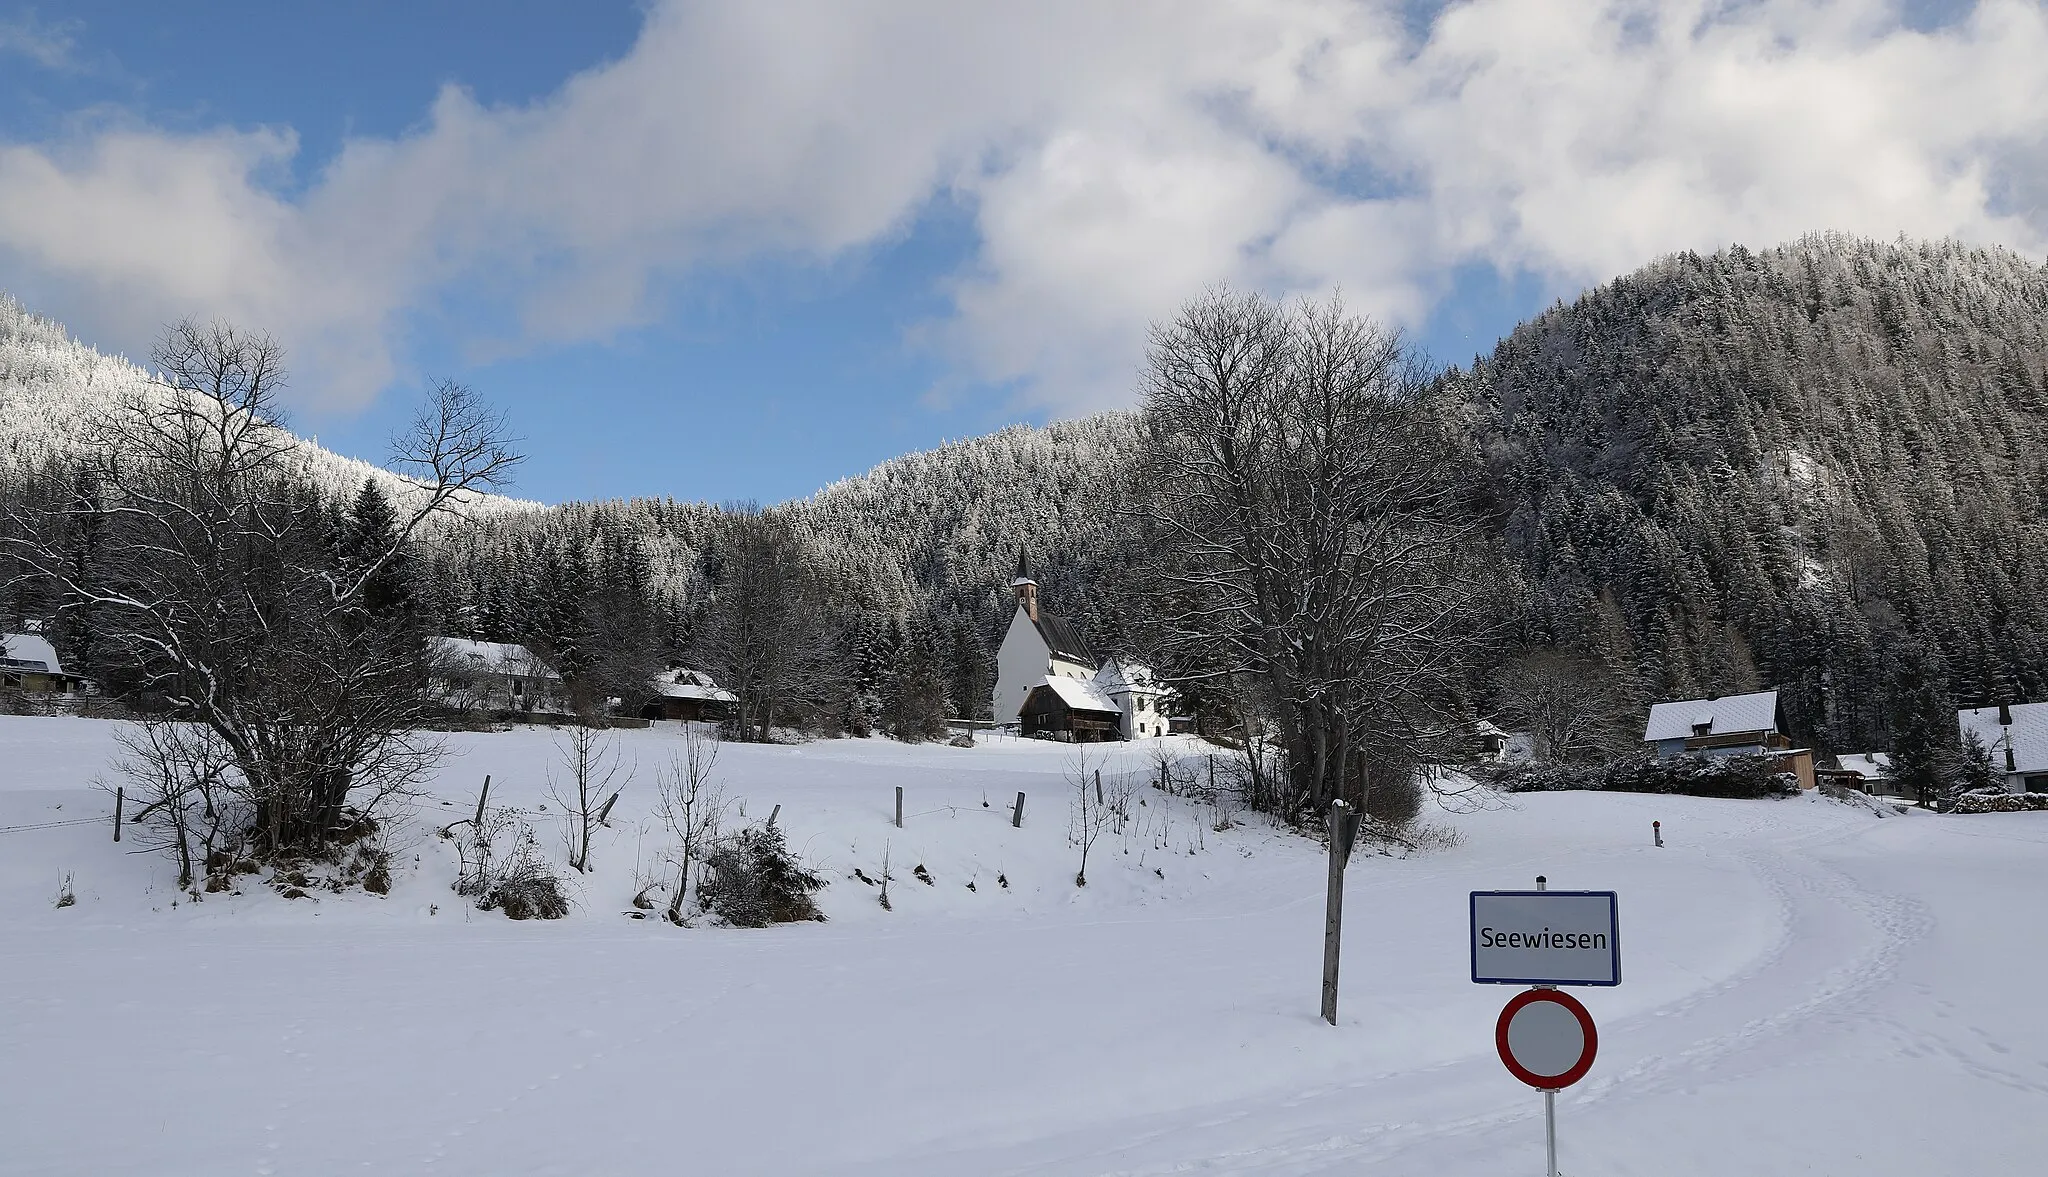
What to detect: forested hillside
<box><xmin>6</xmin><ymin>233</ymin><xmax>2046</xmax><ymax>747</ymax></box>
<box><xmin>1457</xmin><ymin>233</ymin><xmax>2048</xmax><ymax>752</ymax></box>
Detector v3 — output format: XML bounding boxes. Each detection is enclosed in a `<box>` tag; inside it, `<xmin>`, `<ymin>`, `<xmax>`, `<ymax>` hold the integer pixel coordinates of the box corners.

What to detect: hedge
<box><xmin>1485</xmin><ymin>752</ymin><xmax>1798</xmax><ymax>800</ymax></box>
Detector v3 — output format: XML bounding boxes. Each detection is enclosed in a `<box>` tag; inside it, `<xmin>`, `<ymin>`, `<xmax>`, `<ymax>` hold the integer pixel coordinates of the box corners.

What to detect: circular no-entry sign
<box><xmin>1495</xmin><ymin>989</ymin><xmax>1598</xmax><ymax>1089</ymax></box>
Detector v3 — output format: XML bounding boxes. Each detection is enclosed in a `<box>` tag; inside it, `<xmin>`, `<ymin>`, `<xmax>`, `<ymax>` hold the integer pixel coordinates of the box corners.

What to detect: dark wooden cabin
<box><xmin>1019</xmin><ymin>680</ymin><xmax>1122</xmax><ymax>742</ymax></box>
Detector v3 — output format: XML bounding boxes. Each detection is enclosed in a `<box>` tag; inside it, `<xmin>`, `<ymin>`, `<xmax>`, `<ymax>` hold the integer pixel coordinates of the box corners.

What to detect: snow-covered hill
<box><xmin>4</xmin><ymin>713</ymin><xmax>2044</xmax><ymax>1176</ymax></box>
<box><xmin>0</xmin><ymin>294</ymin><xmax>541</xmax><ymax>514</ymax></box>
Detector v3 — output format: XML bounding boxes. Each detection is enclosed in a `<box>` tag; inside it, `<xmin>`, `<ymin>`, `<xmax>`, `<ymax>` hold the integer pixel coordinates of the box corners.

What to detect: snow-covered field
<box><xmin>4</xmin><ymin>714</ymin><xmax>2046</xmax><ymax>1176</ymax></box>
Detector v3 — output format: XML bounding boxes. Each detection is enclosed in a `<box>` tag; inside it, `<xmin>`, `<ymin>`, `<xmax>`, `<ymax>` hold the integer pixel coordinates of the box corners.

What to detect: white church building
<box><xmin>992</xmin><ymin>559</ymin><xmax>1171</xmax><ymax>741</ymax></box>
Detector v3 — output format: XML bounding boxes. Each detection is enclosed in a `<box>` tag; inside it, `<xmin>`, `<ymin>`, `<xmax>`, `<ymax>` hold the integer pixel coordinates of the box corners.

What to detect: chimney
<box><xmin>1010</xmin><ymin>552</ymin><xmax>1039</xmax><ymax>623</ymax></box>
<box><xmin>1999</xmin><ymin>701</ymin><xmax>2013</xmax><ymax>727</ymax></box>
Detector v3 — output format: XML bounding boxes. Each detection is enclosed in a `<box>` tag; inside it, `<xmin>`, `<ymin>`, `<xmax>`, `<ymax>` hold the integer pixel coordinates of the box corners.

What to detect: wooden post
<box><xmin>1011</xmin><ymin>791</ymin><xmax>1026</xmax><ymax>827</ymax></box>
<box><xmin>768</xmin><ymin>803</ymin><xmax>781</xmax><ymax>830</ymax></box>
<box><xmin>473</xmin><ymin>776</ymin><xmax>492</xmax><ymax>827</ymax></box>
<box><xmin>895</xmin><ymin>786</ymin><xmax>904</xmax><ymax>829</ymax></box>
<box><xmin>1652</xmin><ymin>820</ymin><xmax>1663</xmax><ymax>848</ymax></box>
<box><xmin>596</xmin><ymin>793</ymin><xmax>619</xmax><ymax>827</ymax></box>
<box><xmin>113</xmin><ymin>786</ymin><xmax>123</xmax><ymax>842</ymax></box>
<box><xmin>1094</xmin><ymin>769</ymin><xmax>1103</xmax><ymax>805</ymax></box>
<box><xmin>1321</xmin><ymin>798</ymin><xmax>1356</xmax><ymax>1026</ymax></box>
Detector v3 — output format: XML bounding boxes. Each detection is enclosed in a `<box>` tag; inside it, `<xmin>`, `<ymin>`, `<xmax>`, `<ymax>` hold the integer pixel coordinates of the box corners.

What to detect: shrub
<box><xmin>1486</xmin><ymin>752</ymin><xmax>1797</xmax><ymax>800</ymax></box>
<box><xmin>1951</xmin><ymin>791</ymin><xmax>2048</xmax><ymax>814</ymax></box>
<box><xmin>698</xmin><ymin>821</ymin><xmax>826</xmax><ymax>927</ymax></box>
<box><xmin>450</xmin><ymin>808</ymin><xmax>570</xmax><ymax>920</ymax></box>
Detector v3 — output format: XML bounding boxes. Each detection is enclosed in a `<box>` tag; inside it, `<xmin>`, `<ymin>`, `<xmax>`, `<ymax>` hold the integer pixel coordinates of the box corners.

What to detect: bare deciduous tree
<box><xmin>550</xmin><ymin>725</ymin><xmax>633</xmax><ymax>873</ymax></box>
<box><xmin>655</xmin><ymin>722</ymin><xmax>727</xmax><ymax>924</ymax></box>
<box><xmin>2</xmin><ymin>319</ymin><xmax>521</xmax><ymax>862</ymax></box>
<box><xmin>1067</xmin><ymin>745</ymin><xmax>1114</xmax><ymax>886</ymax></box>
<box><xmin>1495</xmin><ymin>649</ymin><xmax>1628</xmax><ymax>764</ymax></box>
<box><xmin>1137</xmin><ymin>289</ymin><xmax>1501</xmax><ymax>821</ymax></box>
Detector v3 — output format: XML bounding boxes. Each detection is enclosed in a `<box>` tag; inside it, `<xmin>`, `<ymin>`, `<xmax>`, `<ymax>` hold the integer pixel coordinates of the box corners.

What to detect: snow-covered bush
<box><xmin>450</xmin><ymin>807</ymin><xmax>569</xmax><ymax>920</ymax></box>
<box><xmin>1487</xmin><ymin>752</ymin><xmax>1795</xmax><ymax>800</ymax></box>
<box><xmin>1951</xmin><ymin>791</ymin><xmax>2048</xmax><ymax>814</ymax></box>
<box><xmin>697</xmin><ymin>821</ymin><xmax>826</xmax><ymax>927</ymax></box>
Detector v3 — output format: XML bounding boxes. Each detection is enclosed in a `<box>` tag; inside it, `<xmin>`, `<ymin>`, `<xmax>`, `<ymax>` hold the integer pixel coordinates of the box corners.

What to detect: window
<box><xmin>511</xmin><ymin>677</ymin><xmax>524</xmax><ymax>698</ymax></box>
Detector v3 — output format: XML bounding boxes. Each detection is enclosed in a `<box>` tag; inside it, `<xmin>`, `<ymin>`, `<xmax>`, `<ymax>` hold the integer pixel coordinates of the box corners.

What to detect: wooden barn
<box><xmin>1018</xmin><ymin>677</ymin><xmax>1123</xmax><ymax>742</ymax></box>
<box><xmin>642</xmin><ymin>668</ymin><xmax>738</xmax><ymax>723</ymax></box>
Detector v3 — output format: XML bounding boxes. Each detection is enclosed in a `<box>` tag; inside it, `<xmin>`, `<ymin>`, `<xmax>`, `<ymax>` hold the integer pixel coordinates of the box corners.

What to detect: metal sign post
<box><xmin>1474</xmin><ymin>875</ymin><xmax>1617</xmax><ymax>1176</ymax></box>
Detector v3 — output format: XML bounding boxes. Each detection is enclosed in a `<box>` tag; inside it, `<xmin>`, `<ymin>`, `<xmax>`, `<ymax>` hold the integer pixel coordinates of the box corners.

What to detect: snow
<box><xmin>1958</xmin><ymin>702</ymin><xmax>2048</xmax><ymax>777</ymax></box>
<box><xmin>1641</xmin><ymin>689</ymin><xmax>1779</xmax><ymax>742</ymax></box>
<box><xmin>429</xmin><ymin>636</ymin><xmax>561</xmax><ymax>679</ymax></box>
<box><xmin>1036</xmin><ymin>674</ymin><xmax>1120</xmax><ymax>713</ymax></box>
<box><xmin>0</xmin><ymin>632</ymin><xmax>65</xmax><ymax>674</ymax></box>
<box><xmin>5</xmin><ymin>714</ymin><xmax>2048</xmax><ymax>1175</ymax></box>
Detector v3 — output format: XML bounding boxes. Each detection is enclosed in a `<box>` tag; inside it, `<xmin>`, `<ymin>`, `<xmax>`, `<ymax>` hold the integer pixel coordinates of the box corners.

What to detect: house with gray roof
<box><xmin>1957</xmin><ymin>702</ymin><xmax>2048</xmax><ymax>793</ymax></box>
<box><xmin>1642</xmin><ymin>688</ymin><xmax>1814</xmax><ymax>788</ymax></box>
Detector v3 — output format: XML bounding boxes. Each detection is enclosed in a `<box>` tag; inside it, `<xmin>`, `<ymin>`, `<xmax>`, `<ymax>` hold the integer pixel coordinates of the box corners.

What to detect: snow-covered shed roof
<box><xmin>429</xmin><ymin>637</ymin><xmax>560</xmax><ymax>680</ymax></box>
<box><xmin>1031</xmin><ymin>676</ymin><xmax>1121</xmax><ymax>715</ymax></box>
<box><xmin>653</xmin><ymin>668</ymin><xmax>737</xmax><ymax>704</ymax></box>
<box><xmin>1642</xmin><ymin>689</ymin><xmax>1781</xmax><ymax>742</ymax></box>
<box><xmin>0</xmin><ymin>633</ymin><xmax>66</xmax><ymax>676</ymax></box>
<box><xmin>1835</xmin><ymin>752</ymin><xmax>1893</xmax><ymax>780</ymax></box>
<box><xmin>1958</xmin><ymin>703</ymin><xmax>2048</xmax><ymax>775</ymax></box>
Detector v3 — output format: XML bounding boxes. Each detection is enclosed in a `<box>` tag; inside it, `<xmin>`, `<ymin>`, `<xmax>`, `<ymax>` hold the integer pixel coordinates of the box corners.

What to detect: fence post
<box><xmin>1094</xmin><ymin>769</ymin><xmax>1103</xmax><ymax>805</ymax></box>
<box><xmin>113</xmin><ymin>786</ymin><xmax>123</xmax><ymax>842</ymax></box>
<box><xmin>1321</xmin><ymin>798</ymin><xmax>1358</xmax><ymax>1026</ymax></box>
<box><xmin>1012</xmin><ymin>791</ymin><xmax>1026</xmax><ymax>828</ymax></box>
<box><xmin>895</xmin><ymin>786</ymin><xmax>904</xmax><ymax>829</ymax></box>
<box><xmin>1653</xmin><ymin>820</ymin><xmax>1663</xmax><ymax>848</ymax></box>
<box><xmin>473</xmin><ymin>776</ymin><xmax>491</xmax><ymax>827</ymax></box>
<box><xmin>768</xmin><ymin>803</ymin><xmax>781</xmax><ymax>830</ymax></box>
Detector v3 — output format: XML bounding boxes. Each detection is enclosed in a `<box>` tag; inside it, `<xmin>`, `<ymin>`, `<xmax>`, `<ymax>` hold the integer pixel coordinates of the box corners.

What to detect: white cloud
<box><xmin>0</xmin><ymin>0</ymin><xmax>2043</xmax><ymax>414</ymax></box>
<box><xmin>0</xmin><ymin>8</ymin><xmax>78</xmax><ymax>71</ymax></box>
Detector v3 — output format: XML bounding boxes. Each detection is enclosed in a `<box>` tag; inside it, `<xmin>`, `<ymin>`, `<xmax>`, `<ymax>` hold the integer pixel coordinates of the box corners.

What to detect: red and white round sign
<box><xmin>1495</xmin><ymin>989</ymin><xmax>1598</xmax><ymax>1090</ymax></box>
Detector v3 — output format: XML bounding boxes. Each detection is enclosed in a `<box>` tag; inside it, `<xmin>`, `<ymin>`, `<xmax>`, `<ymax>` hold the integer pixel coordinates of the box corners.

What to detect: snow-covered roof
<box><xmin>653</xmin><ymin>668</ymin><xmax>737</xmax><ymax>704</ymax></box>
<box><xmin>1958</xmin><ymin>703</ymin><xmax>2048</xmax><ymax>776</ymax></box>
<box><xmin>0</xmin><ymin>633</ymin><xmax>66</xmax><ymax>676</ymax></box>
<box><xmin>1032</xmin><ymin>676</ymin><xmax>1121</xmax><ymax>714</ymax></box>
<box><xmin>1835</xmin><ymin>752</ymin><xmax>1892</xmax><ymax>779</ymax></box>
<box><xmin>429</xmin><ymin>637</ymin><xmax>560</xmax><ymax>679</ymax></box>
<box><xmin>1094</xmin><ymin>659</ymin><xmax>1166</xmax><ymax>695</ymax></box>
<box><xmin>1471</xmin><ymin>718</ymin><xmax>1511</xmax><ymax>740</ymax></box>
<box><xmin>1642</xmin><ymin>690</ymin><xmax>1780</xmax><ymax>742</ymax></box>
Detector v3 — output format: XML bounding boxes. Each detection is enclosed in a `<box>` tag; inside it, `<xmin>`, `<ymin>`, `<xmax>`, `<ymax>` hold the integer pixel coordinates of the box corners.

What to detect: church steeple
<box><xmin>1010</xmin><ymin>551</ymin><xmax>1039</xmax><ymax>622</ymax></box>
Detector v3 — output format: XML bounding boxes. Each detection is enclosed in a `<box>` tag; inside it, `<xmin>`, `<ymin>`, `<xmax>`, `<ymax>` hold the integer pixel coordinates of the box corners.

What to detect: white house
<box><xmin>0</xmin><ymin>630</ymin><xmax>90</xmax><ymax>694</ymax></box>
<box><xmin>428</xmin><ymin>637</ymin><xmax>562</xmax><ymax>712</ymax></box>
<box><xmin>992</xmin><ymin>558</ymin><xmax>1171</xmax><ymax>742</ymax></box>
<box><xmin>1957</xmin><ymin>702</ymin><xmax>2048</xmax><ymax>793</ymax></box>
<box><xmin>1095</xmin><ymin>659</ymin><xmax>1173</xmax><ymax>740</ymax></box>
<box><xmin>1643</xmin><ymin>689</ymin><xmax>1788</xmax><ymax>758</ymax></box>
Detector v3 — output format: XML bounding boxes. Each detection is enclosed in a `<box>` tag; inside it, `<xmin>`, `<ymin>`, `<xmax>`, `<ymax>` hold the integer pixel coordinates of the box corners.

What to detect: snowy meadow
<box><xmin>5</xmin><ymin>714</ymin><xmax>2046</xmax><ymax>1175</ymax></box>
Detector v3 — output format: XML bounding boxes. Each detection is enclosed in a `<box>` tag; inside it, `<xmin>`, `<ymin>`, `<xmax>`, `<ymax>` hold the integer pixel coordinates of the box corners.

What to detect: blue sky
<box><xmin>1</xmin><ymin>2</ymin><xmax>2037</xmax><ymax>505</ymax></box>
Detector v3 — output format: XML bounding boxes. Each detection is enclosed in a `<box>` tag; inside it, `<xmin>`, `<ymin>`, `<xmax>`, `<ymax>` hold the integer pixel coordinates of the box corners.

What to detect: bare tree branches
<box><xmin>1</xmin><ymin>319</ymin><xmax>520</xmax><ymax>863</ymax></box>
<box><xmin>1137</xmin><ymin>288</ymin><xmax>1502</xmax><ymax>819</ymax></box>
<box><xmin>549</xmin><ymin>726</ymin><xmax>633</xmax><ymax>873</ymax></box>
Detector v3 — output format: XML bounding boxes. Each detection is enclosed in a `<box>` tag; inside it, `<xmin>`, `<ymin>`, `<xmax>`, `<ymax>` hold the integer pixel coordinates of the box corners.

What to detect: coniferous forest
<box><xmin>5</xmin><ymin>232</ymin><xmax>2045</xmax><ymax>763</ymax></box>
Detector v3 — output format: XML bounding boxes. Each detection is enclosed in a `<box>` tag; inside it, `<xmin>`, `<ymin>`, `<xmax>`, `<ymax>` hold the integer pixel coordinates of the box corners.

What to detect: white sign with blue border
<box><xmin>1470</xmin><ymin>890</ymin><xmax>1620</xmax><ymax>986</ymax></box>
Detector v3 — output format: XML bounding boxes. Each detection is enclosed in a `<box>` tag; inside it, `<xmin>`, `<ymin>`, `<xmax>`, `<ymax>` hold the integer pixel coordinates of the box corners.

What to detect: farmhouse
<box><xmin>1957</xmin><ymin>702</ymin><xmax>2048</xmax><ymax>793</ymax></box>
<box><xmin>1642</xmin><ymin>688</ymin><xmax>1815</xmax><ymax>789</ymax></box>
<box><xmin>0</xmin><ymin>631</ymin><xmax>90</xmax><ymax>694</ymax></box>
<box><xmin>992</xmin><ymin>558</ymin><xmax>1172</xmax><ymax>742</ymax></box>
<box><xmin>428</xmin><ymin>637</ymin><xmax>563</xmax><ymax>713</ymax></box>
<box><xmin>642</xmin><ymin>668</ymin><xmax>738</xmax><ymax>724</ymax></box>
